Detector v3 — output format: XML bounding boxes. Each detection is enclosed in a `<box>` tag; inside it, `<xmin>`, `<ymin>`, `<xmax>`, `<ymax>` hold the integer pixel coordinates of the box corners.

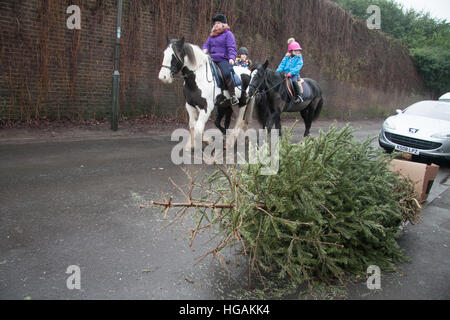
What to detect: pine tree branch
<box><xmin>151</xmin><ymin>200</ymin><xmax>266</xmax><ymax>210</ymax></box>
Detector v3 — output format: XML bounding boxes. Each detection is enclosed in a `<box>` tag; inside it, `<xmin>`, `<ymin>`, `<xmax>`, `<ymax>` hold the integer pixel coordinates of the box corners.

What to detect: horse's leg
<box><xmin>185</xmin><ymin>103</ymin><xmax>198</xmax><ymax>151</ymax></box>
<box><xmin>270</xmin><ymin>100</ymin><xmax>282</xmax><ymax>136</ymax></box>
<box><xmin>227</xmin><ymin>103</ymin><xmax>248</xmax><ymax>149</ymax></box>
<box><xmin>300</xmin><ymin>101</ymin><xmax>315</xmax><ymax>137</ymax></box>
<box><xmin>214</xmin><ymin>106</ymin><xmax>227</xmax><ymax>135</ymax></box>
<box><xmin>224</xmin><ymin>107</ymin><xmax>232</xmax><ymax>130</ymax></box>
<box><xmin>220</xmin><ymin>107</ymin><xmax>233</xmax><ymax>148</ymax></box>
<box><xmin>228</xmin><ymin>107</ymin><xmax>245</xmax><ymax>148</ymax></box>
<box><xmin>242</xmin><ymin>97</ymin><xmax>255</xmax><ymax>131</ymax></box>
<box><xmin>267</xmin><ymin>107</ymin><xmax>281</xmax><ymax>132</ymax></box>
<box><xmin>266</xmin><ymin>95</ymin><xmax>284</xmax><ymax>132</ymax></box>
<box><xmin>194</xmin><ymin>107</ymin><xmax>213</xmax><ymax>148</ymax></box>
<box><xmin>275</xmin><ymin>114</ymin><xmax>282</xmax><ymax>136</ymax></box>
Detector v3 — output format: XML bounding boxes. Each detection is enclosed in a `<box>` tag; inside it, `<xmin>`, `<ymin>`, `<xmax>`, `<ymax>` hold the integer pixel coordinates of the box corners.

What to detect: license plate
<box><xmin>395</xmin><ymin>144</ymin><xmax>419</xmax><ymax>155</ymax></box>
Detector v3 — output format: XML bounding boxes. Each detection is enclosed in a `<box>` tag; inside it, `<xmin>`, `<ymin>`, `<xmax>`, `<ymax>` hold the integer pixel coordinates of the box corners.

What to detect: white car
<box><xmin>379</xmin><ymin>100</ymin><xmax>450</xmax><ymax>161</ymax></box>
<box><xmin>439</xmin><ymin>92</ymin><xmax>450</xmax><ymax>102</ymax></box>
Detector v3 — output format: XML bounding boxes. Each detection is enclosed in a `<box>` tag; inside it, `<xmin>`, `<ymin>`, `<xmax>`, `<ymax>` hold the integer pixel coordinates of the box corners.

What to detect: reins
<box><xmin>161</xmin><ymin>44</ymin><xmax>188</xmax><ymax>78</ymax></box>
<box><xmin>248</xmin><ymin>71</ymin><xmax>285</xmax><ymax>99</ymax></box>
<box><xmin>264</xmin><ymin>77</ymin><xmax>286</xmax><ymax>95</ymax></box>
<box><xmin>163</xmin><ymin>44</ymin><xmax>219</xmax><ymax>105</ymax></box>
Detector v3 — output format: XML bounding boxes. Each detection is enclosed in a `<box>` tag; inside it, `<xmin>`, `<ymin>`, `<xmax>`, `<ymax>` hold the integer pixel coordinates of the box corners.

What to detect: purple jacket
<box><xmin>202</xmin><ymin>29</ymin><xmax>237</xmax><ymax>63</ymax></box>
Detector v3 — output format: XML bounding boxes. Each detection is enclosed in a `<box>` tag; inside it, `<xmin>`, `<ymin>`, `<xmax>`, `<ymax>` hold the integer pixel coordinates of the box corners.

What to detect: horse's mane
<box><xmin>184</xmin><ymin>43</ymin><xmax>208</xmax><ymax>70</ymax></box>
<box><xmin>252</xmin><ymin>62</ymin><xmax>282</xmax><ymax>79</ymax></box>
<box><xmin>266</xmin><ymin>67</ymin><xmax>283</xmax><ymax>80</ymax></box>
<box><xmin>183</xmin><ymin>43</ymin><xmax>197</xmax><ymax>68</ymax></box>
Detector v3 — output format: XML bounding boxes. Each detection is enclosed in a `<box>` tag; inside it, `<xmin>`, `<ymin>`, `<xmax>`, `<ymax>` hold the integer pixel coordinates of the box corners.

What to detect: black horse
<box><xmin>214</xmin><ymin>72</ymin><xmax>252</xmax><ymax>135</ymax></box>
<box><xmin>214</xmin><ymin>92</ymin><xmax>270</xmax><ymax>135</ymax></box>
<box><xmin>214</xmin><ymin>105</ymin><xmax>233</xmax><ymax>135</ymax></box>
<box><xmin>247</xmin><ymin>60</ymin><xmax>323</xmax><ymax>137</ymax></box>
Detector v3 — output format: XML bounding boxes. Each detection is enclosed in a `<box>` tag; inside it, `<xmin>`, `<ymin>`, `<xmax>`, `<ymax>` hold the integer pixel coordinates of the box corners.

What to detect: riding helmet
<box><xmin>288</xmin><ymin>41</ymin><xmax>302</xmax><ymax>52</ymax></box>
<box><xmin>237</xmin><ymin>47</ymin><xmax>248</xmax><ymax>55</ymax></box>
<box><xmin>212</xmin><ymin>14</ymin><xmax>227</xmax><ymax>24</ymax></box>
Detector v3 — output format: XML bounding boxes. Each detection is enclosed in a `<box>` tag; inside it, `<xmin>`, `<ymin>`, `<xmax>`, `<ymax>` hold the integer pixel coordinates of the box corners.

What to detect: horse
<box><xmin>247</xmin><ymin>60</ymin><xmax>323</xmax><ymax>137</ymax></box>
<box><xmin>214</xmin><ymin>104</ymin><xmax>233</xmax><ymax>135</ymax></box>
<box><xmin>213</xmin><ymin>65</ymin><xmax>252</xmax><ymax>135</ymax></box>
<box><xmin>158</xmin><ymin>37</ymin><xmax>252</xmax><ymax>150</ymax></box>
<box><xmin>216</xmin><ymin>90</ymin><xmax>271</xmax><ymax>131</ymax></box>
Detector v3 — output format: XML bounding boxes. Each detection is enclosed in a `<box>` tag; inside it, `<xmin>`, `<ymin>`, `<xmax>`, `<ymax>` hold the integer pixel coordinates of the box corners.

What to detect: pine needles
<box><xmin>153</xmin><ymin>125</ymin><xmax>421</xmax><ymax>293</ymax></box>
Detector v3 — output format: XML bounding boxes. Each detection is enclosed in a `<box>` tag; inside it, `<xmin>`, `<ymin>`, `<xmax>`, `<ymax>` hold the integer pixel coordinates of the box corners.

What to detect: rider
<box><xmin>276</xmin><ymin>38</ymin><xmax>303</xmax><ymax>103</ymax></box>
<box><xmin>285</xmin><ymin>38</ymin><xmax>296</xmax><ymax>56</ymax></box>
<box><xmin>234</xmin><ymin>47</ymin><xmax>252</xmax><ymax>69</ymax></box>
<box><xmin>202</xmin><ymin>14</ymin><xmax>239</xmax><ymax>105</ymax></box>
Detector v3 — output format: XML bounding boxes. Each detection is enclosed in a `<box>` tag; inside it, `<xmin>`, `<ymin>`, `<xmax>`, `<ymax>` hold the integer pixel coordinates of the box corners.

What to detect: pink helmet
<box><xmin>288</xmin><ymin>41</ymin><xmax>302</xmax><ymax>52</ymax></box>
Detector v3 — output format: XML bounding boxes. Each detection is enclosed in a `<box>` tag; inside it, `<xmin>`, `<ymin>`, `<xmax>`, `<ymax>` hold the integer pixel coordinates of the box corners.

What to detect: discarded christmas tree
<box><xmin>153</xmin><ymin>125</ymin><xmax>421</xmax><ymax>291</ymax></box>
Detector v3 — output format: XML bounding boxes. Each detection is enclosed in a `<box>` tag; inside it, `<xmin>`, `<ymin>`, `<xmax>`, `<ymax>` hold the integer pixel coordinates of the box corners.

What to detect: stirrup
<box><xmin>294</xmin><ymin>96</ymin><xmax>303</xmax><ymax>103</ymax></box>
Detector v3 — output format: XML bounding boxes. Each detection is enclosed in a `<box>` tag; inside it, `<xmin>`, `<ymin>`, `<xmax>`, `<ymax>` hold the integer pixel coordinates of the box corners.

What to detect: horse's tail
<box><xmin>312</xmin><ymin>96</ymin><xmax>323</xmax><ymax>121</ymax></box>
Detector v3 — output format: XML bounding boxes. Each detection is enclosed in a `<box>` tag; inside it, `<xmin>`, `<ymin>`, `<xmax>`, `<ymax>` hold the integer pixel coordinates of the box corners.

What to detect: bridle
<box><xmin>248</xmin><ymin>68</ymin><xmax>285</xmax><ymax>99</ymax></box>
<box><xmin>161</xmin><ymin>45</ymin><xmax>213</xmax><ymax>82</ymax></box>
<box><xmin>161</xmin><ymin>45</ymin><xmax>185</xmax><ymax>78</ymax></box>
<box><xmin>248</xmin><ymin>69</ymin><xmax>267</xmax><ymax>99</ymax></box>
<box><xmin>161</xmin><ymin>44</ymin><xmax>218</xmax><ymax>105</ymax></box>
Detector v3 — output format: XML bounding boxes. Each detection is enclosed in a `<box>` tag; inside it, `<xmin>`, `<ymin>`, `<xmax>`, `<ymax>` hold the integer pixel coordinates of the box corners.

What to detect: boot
<box><xmin>226</xmin><ymin>78</ymin><xmax>239</xmax><ymax>105</ymax></box>
<box><xmin>292</xmin><ymin>80</ymin><xmax>303</xmax><ymax>103</ymax></box>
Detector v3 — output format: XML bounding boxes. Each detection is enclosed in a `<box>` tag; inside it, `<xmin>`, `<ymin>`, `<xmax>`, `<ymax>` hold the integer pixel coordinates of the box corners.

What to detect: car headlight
<box><xmin>383</xmin><ymin>119</ymin><xmax>396</xmax><ymax>130</ymax></box>
<box><xmin>431</xmin><ymin>132</ymin><xmax>450</xmax><ymax>139</ymax></box>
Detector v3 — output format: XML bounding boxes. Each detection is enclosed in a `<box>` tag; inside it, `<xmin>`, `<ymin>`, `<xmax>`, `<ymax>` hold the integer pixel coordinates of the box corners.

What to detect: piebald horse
<box><xmin>158</xmin><ymin>37</ymin><xmax>253</xmax><ymax>150</ymax></box>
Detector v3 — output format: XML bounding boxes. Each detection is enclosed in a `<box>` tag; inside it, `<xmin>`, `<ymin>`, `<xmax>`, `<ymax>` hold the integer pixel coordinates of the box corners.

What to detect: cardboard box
<box><xmin>389</xmin><ymin>159</ymin><xmax>440</xmax><ymax>203</ymax></box>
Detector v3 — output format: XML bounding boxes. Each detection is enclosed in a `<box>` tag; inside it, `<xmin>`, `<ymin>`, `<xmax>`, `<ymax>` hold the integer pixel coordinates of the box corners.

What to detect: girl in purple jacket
<box><xmin>202</xmin><ymin>14</ymin><xmax>239</xmax><ymax>105</ymax></box>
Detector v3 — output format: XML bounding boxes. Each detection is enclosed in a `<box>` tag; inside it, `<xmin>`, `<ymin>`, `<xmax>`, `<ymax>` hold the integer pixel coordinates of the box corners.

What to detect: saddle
<box><xmin>286</xmin><ymin>78</ymin><xmax>310</xmax><ymax>101</ymax></box>
<box><xmin>210</xmin><ymin>60</ymin><xmax>242</xmax><ymax>90</ymax></box>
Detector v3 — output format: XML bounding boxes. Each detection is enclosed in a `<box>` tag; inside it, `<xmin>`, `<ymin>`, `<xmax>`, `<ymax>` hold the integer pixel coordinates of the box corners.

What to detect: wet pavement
<box><xmin>0</xmin><ymin>120</ymin><xmax>449</xmax><ymax>299</ymax></box>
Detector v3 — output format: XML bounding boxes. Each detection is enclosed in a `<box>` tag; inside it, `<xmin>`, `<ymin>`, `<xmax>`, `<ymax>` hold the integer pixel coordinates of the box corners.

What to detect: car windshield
<box><xmin>404</xmin><ymin>101</ymin><xmax>450</xmax><ymax>121</ymax></box>
<box><xmin>439</xmin><ymin>92</ymin><xmax>450</xmax><ymax>101</ymax></box>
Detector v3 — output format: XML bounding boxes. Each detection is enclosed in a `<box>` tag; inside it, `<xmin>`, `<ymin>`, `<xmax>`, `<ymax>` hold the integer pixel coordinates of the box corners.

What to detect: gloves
<box><xmin>286</xmin><ymin>73</ymin><xmax>292</xmax><ymax>78</ymax></box>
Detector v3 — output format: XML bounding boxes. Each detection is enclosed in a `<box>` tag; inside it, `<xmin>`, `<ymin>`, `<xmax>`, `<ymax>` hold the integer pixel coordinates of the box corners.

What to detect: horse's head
<box><xmin>248</xmin><ymin>60</ymin><xmax>269</xmax><ymax>97</ymax></box>
<box><xmin>158</xmin><ymin>37</ymin><xmax>187</xmax><ymax>84</ymax></box>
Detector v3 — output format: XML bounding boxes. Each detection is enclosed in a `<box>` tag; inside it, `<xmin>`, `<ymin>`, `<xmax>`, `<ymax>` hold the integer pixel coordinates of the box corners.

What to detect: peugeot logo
<box><xmin>409</xmin><ymin>128</ymin><xmax>419</xmax><ymax>134</ymax></box>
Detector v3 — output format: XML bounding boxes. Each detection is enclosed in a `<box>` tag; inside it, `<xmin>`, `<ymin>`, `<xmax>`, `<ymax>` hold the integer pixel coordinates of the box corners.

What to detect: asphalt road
<box><xmin>0</xmin><ymin>136</ymin><xmax>233</xmax><ymax>299</ymax></box>
<box><xmin>0</xmin><ymin>120</ymin><xmax>449</xmax><ymax>299</ymax></box>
